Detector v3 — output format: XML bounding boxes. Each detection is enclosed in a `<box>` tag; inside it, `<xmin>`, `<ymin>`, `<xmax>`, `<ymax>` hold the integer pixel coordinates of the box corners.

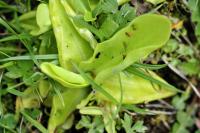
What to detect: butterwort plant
<box><xmin>16</xmin><ymin>0</ymin><xmax>180</xmax><ymax>132</ymax></box>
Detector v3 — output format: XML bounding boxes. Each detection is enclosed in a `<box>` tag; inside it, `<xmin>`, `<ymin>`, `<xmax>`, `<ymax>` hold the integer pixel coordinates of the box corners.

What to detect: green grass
<box><xmin>0</xmin><ymin>0</ymin><xmax>200</xmax><ymax>133</ymax></box>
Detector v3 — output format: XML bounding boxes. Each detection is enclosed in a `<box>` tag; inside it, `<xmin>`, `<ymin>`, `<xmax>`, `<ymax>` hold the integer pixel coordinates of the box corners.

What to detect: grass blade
<box><xmin>132</xmin><ymin>63</ymin><xmax>167</xmax><ymax>70</ymax></box>
<box><xmin>72</xmin><ymin>62</ymin><xmax>119</xmax><ymax>104</ymax></box>
<box><xmin>21</xmin><ymin>110</ymin><xmax>48</xmax><ymax>133</ymax></box>
<box><xmin>126</xmin><ymin>66</ymin><xmax>183</xmax><ymax>93</ymax></box>
<box><xmin>0</xmin><ymin>54</ymin><xmax>58</xmax><ymax>62</ymax></box>
<box><xmin>0</xmin><ymin>71</ymin><xmax>3</xmax><ymax>118</ymax></box>
<box><xmin>7</xmin><ymin>86</ymin><xmax>25</xmax><ymax>97</ymax></box>
<box><xmin>0</xmin><ymin>17</ymin><xmax>40</xmax><ymax>68</ymax></box>
<box><xmin>0</xmin><ymin>123</ymin><xmax>17</xmax><ymax>133</ymax></box>
<box><xmin>0</xmin><ymin>33</ymin><xmax>31</xmax><ymax>43</ymax></box>
<box><xmin>0</xmin><ymin>61</ymin><xmax>15</xmax><ymax>69</ymax></box>
<box><xmin>0</xmin><ymin>1</ymin><xmax>18</xmax><ymax>12</ymax></box>
<box><xmin>6</xmin><ymin>72</ymin><xmax>42</xmax><ymax>96</ymax></box>
<box><xmin>122</xmin><ymin>104</ymin><xmax>152</xmax><ymax>115</ymax></box>
<box><xmin>0</xmin><ymin>17</ymin><xmax>16</xmax><ymax>33</ymax></box>
<box><xmin>114</xmin><ymin>74</ymin><xmax>123</xmax><ymax>117</ymax></box>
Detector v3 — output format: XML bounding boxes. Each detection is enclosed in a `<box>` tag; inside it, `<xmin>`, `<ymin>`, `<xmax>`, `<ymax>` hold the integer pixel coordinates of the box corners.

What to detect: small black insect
<box><xmin>95</xmin><ymin>52</ymin><xmax>101</xmax><ymax>59</ymax></box>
